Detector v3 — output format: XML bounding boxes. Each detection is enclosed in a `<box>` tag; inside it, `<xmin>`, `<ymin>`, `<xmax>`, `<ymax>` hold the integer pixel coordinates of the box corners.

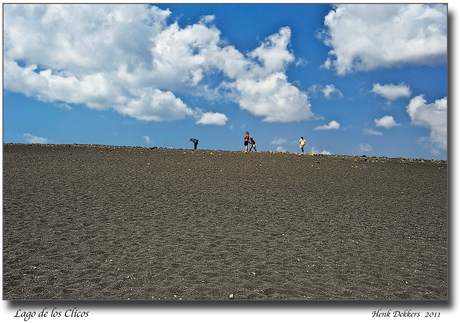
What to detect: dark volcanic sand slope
<box><xmin>3</xmin><ymin>144</ymin><xmax>447</xmax><ymax>300</ymax></box>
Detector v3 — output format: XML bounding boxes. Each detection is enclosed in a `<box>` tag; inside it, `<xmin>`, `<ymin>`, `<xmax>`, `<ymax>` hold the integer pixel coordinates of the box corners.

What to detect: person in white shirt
<box><xmin>299</xmin><ymin>137</ymin><xmax>306</xmax><ymax>154</ymax></box>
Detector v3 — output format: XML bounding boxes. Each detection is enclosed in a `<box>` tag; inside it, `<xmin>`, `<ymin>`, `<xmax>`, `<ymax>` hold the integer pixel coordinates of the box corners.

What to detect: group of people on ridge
<box><xmin>191</xmin><ymin>133</ymin><xmax>307</xmax><ymax>154</ymax></box>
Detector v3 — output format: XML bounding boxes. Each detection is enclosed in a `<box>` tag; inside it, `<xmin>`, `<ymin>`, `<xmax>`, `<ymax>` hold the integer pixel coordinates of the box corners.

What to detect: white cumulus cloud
<box><xmin>271</xmin><ymin>137</ymin><xmax>287</xmax><ymax>145</ymax></box>
<box><xmin>221</xmin><ymin>27</ymin><xmax>316</xmax><ymax>122</ymax></box>
<box><xmin>308</xmin><ymin>84</ymin><xmax>342</xmax><ymax>99</ymax></box>
<box><xmin>195</xmin><ymin>112</ymin><xmax>228</xmax><ymax>126</ymax></box>
<box><xmin>406</xmin><ymin>95</ymin><xmax>447</xmax><ymax>154</ymax></box>
<box><xmin>225</xmin><ymin>72</ymin><xmax>314</xmax><ymax>122</ymax></box>
<box><xmin>318</xmin><ymin>4</ymin><xmax>447</xmax><ymax>75</ymax></box>
<box><xmin>322</xmin><ymin>84</ymin><xmax>343</xmax><ymax>99</ymax></box>
<box><xmin>315</xmin><ymin>120</ymin><xmax>340</xmax><ymax>130</ymax></box>
<box><xmin>358</xmin><ymin>143</ymin><xmax>373</xmax><ymax>152</ymax></box>
<box><xmin>374</xmin><ymin>116</ymin><xmax>400</xmax><ymax>129</ymax></box>
<box><xmin>363</xmin><ymin>128</ymin><xmax>382</xmax><ymax>136</ymax></box>
<box><xmin>372</xmin><ymin>83</ymin><xmax>412</xmax><ymax>101</ymax></box>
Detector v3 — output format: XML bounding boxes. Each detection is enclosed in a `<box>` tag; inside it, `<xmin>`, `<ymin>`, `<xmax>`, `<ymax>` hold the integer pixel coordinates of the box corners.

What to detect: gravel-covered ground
<box><xmin>3</xmin><ymin>143</ymin><xmax>448</xmax><ymax>300</ymax></box>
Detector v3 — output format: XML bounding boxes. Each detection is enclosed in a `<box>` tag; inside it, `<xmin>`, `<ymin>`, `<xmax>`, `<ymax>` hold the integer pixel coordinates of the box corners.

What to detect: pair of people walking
<box><xmin>244</xmin><ymin>132</ymin><xmax>257</xmax><ymax>153</ymax></box>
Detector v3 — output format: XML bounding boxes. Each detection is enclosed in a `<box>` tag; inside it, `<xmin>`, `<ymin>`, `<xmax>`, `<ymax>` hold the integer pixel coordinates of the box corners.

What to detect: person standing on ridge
<box><xmin>249</xmin><ymin>137</ymin><xmax>257</xmax><ymax>151</ymax></box>
<box><xmin>244</xmin><ymin>132</ymin><xmax>250</xmax><ymax>153</ymax></box>
<box><xmin>300</xmin><ymin>136</ymin><xmax>306</xmax><ymax>154</ymax></box>
<box><xmin>190</xmin><ymin>138</ymin><xmax>199</xmax><ymax>150</ymax></box>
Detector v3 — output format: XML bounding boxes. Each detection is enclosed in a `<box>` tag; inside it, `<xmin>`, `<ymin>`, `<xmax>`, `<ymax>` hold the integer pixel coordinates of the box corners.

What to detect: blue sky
<box><xmin>2</xmin><ymin>3</ymin><xmax>448</xmax><ymax>160</ymax></box>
